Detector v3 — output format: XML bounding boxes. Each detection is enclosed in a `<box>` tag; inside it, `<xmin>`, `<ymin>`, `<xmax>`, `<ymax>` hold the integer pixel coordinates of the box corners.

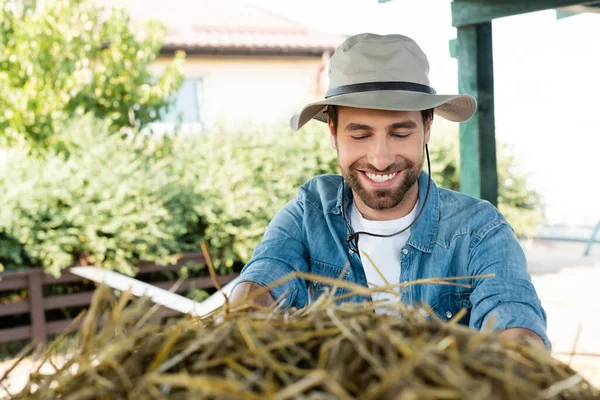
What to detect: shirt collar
<box><xmin>331</xmin><ymin>171</ymin><xmax>439</xmax><ymax>253</ymax></box>
<box><xmin>332</xmin><ymin>178</ymin><xmax>351</xmax><ymax>216</ymax></box>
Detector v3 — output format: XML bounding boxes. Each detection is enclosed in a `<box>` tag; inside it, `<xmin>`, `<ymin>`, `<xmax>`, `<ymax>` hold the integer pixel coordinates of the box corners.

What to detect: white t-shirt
<box><xmin>350</xmin><ymin>202</ymin><xmax>418</xmax><ymax>313</ymax></box>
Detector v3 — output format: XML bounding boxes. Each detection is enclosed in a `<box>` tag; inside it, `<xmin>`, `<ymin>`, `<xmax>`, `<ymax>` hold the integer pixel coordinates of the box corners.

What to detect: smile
<box><xmin>364</xmin><ymin>171</ymin><xmax>398</xmax><ymax>183</ymax></box>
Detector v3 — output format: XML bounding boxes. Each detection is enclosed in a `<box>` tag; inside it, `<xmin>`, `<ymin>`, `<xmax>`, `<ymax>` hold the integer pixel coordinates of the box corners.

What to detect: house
<box><xmin>105</xmin><ymin>0</ymin><xmax>345</xmax><ymax>131</ymax></box>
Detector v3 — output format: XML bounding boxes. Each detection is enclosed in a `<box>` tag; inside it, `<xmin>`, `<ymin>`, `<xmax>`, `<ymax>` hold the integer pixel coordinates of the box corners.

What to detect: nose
<box><xmin>367</xmin><ymin>137</ymin><xmax>394</xmax><ymax>171</ymax></box>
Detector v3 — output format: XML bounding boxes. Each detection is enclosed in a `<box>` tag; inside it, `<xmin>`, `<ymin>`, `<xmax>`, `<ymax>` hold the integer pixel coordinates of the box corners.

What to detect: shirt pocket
<box><xmin>431</xmin><ymin>291</ymin><xmax>472</xmax><ymax>326</ymax></box>
<box><xmin>308</xmin><ymin>258</ymin><xmax>351</xmax><ymax>302</ymax></box>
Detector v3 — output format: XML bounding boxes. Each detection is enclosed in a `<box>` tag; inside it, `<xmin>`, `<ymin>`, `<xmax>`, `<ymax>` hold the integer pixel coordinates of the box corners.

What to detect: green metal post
<box><xmin>451</xmin><ymin>0</ymin><xmax>591</xmax><ymax>27</ymax></box>
<box><xmin>583</xmin><ymin>220</ymin><xmax>600</xmax><ymax>256</ymax></box>
<box><xmin>456</xmin><ymin>22</ymin><xmax>498</xmax><ymax>206</ymax></box>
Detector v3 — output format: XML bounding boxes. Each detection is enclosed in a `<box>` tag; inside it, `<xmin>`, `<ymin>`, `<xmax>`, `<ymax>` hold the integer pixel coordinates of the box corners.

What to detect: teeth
<box><xmin>365</xmin><ymin>172</ymin><xmax>397</xmax><ymax>183</ymax></box>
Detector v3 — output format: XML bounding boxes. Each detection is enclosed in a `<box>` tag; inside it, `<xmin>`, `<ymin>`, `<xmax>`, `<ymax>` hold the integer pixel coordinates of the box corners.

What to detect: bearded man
<box><xmin>230</xmin><ymin>33</ymin><xmax>549</xmax><ymax>349</ymax></box>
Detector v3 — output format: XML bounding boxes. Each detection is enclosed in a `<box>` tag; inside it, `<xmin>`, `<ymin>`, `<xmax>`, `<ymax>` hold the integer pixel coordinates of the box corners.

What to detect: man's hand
<box><xmin>500</xmin><ymin>328</ymin><xmax>547</xmax><ymax>350</ymax></box>
<box><xmin>229</xmin><ymin>281</ymin><xmax>276</xmax><ymax>308</ymax></box>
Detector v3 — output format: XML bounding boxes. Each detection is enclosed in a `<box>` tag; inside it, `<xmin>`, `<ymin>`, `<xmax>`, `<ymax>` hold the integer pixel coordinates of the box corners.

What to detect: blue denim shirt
<box><xmin>238</xmin><ymin>172</ymin><xmax>549</xmax><ymax>347</ymax></box>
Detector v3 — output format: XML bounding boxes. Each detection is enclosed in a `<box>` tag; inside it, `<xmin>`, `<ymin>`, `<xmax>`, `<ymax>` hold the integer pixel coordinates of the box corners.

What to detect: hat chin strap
<box><xmin>326</xmin><ymin>81</ymin><xmax>437</xmax><ymax>98</ymax></box>
<box><xmin>341</xmin><ymin>144</ymin><xmax>432</xmax><ymax>255</ymax></box>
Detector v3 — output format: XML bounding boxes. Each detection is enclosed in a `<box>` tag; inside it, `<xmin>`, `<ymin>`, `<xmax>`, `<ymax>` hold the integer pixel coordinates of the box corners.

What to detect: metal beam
<box><xmin>70</xmin><ymin>266</ymin><xmax>237</xmax><ymax>318</ymax></box>
<box><xmin>556</xmin><ymin>10</ymin><xmax>580</xmax><ymax>18</ymax></box>
<box><xmin>556</xmin><ymin>3</ymin><xmax>600</xmax><ymax>18</ymax></box>
<box><xmin>452</xmin><ymin>0</ymin><xmax>596</xmax><ymax>27</ymax></box>
<box><xmin>584</xmin><ymin>220</ymin><xmax>600</xmax><ymax>256</ymax></box>
<box><xmin>456</xmin><ymin>23</ymin><xmax>498</xmax><ymax>206</ymax></box>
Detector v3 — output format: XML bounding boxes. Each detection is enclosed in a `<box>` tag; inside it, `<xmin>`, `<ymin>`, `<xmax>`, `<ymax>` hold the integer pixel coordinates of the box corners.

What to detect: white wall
<box><xmin>151</xmin><ymin>56</ymin><xmax>325</xmax><ymax>129</ymax></box>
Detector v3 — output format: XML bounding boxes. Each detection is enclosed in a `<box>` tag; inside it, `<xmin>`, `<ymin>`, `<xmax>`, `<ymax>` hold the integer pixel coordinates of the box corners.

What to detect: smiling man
<box><xmin>231</xmin><ymin>33</ymin><xmax>549</xmax><ymax>349</ymax></box>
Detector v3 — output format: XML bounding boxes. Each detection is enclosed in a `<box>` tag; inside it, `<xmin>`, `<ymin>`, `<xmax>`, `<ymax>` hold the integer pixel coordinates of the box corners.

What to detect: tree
<box><xmin>0</xmin><ymin>0</ymin><xmax>184</xmax><ymax>151</ymax></box>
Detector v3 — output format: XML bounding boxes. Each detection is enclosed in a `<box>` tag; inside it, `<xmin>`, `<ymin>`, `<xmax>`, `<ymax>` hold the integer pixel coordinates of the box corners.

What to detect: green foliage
<box><xmin>0</xmin><ymin>118</ymin><xmax>337</xmax><ymax>275</ymax></box>
<box><xmin>495</xmin><ymin>145</ymin><xmax>544</xmax><ymax>237</ymax></box>
<box><xmin>427</xmin><ymin>124</ymin><xmax>460</xmax><ymax>192</ymax></box>
<box><xmin>189</xmin><ymin>123</ymin><xmax>339</xmax><ymax>269</ymax></box>
<box><xmin>186</xmin><ymin>288</ymin><xmax>210</xmax><ymax>303</ymax></box>
<box><xmin>0</xmin><ymin>117</ymin><xmax>203</xmax><ymax>276</ymax></box>
<box><xmin>0</xmin><ymin>117</ymin><xmax>542</xmax><ymax>276</ymax></box>
<box><xmin>0</xmin><ymin>0</ymin><xmax>184</xmax><ymax>151</ymax></box>
<box><xmin>428</xmin><ymin>120</ymin><xmax>544</xmax><ymax>236</ymax></box>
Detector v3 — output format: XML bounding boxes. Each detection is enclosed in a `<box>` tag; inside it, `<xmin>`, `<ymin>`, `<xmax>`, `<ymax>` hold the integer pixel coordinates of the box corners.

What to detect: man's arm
<box><xmin>500</xmin><ymin>328</ymin><xmax>546</xmax><ymax>349</ymax></box>
<box><xmin>230</xmin><ymin>281</ymin><xmax>276</xmax><ymax>308</ymax></box>
<box><xmin>232</xmin><ymin>193</ymin><xmax>311</xmax><ymax>310</ymax></box>
<box><xmin>468</xmin><ymin>217</ymin><xmax>550</xmax><ymax>349</ymax></box>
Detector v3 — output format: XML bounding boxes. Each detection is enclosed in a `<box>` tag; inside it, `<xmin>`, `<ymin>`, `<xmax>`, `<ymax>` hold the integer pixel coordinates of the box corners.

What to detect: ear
<box><xmin>328</xmin><ymin>118</ymin><xmax>337</xmax><ymax>150</ymax></box>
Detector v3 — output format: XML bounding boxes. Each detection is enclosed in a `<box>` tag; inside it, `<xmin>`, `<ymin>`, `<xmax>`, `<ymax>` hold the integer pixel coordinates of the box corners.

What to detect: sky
<box><xmin>246</xmin><ymin>0</ymin><xmax>600</xmax><ymax>228</ymax></box>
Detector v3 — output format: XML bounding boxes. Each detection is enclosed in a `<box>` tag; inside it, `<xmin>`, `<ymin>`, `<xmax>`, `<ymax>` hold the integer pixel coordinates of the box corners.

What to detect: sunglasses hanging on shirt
<box><xmin>341</xmin><ymin>144</ymin><xmax>432</xmax><ymax>255</ymax></box>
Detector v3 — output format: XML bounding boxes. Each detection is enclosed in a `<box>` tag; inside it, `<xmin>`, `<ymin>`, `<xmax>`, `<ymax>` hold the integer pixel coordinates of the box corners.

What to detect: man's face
<box><xmin>329</xmin><ymin>106</ymin><xmax>431</xmax><ymax>213</ymax></box>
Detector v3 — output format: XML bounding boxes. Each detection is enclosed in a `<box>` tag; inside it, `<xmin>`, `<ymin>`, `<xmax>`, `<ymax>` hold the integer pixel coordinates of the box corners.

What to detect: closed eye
<box><xmin>351</xmin><ymin>135</ymin><xmax>370</xmax><ymax>140</ymax></box>
<box><xmin>392</xmin><ymin>133</ymin><xmax>411</xmax><ymax>139</ymax></box>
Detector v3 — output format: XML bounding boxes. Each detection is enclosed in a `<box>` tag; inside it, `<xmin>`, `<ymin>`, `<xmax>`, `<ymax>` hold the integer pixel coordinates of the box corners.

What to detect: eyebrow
<box><xmin>387</xmin><ymin>121</ymin><xmax>418</xmax><ymax>130</ymax></box>
<box><xmin>344</xmin><ymin>123</ymin><xmax>372</xmax><ymax>132</ymax></box>
<box><xmin>344</xmin><ymin>120</ymin><xmax>418</xmax><ymax>132</ymax></box>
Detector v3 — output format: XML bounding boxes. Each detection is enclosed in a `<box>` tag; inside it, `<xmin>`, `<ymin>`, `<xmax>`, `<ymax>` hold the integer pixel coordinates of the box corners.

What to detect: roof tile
<box><xmin>102</xmin><ymin>0</ymin><xmax>345</xmax><ymax>54</ymax></box>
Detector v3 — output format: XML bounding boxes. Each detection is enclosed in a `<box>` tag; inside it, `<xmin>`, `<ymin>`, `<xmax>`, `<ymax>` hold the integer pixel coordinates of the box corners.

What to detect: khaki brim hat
<box><xmin>290</xmin><ymin>33</ymin><xmax>476</xmax><ymax>131</ymax></box>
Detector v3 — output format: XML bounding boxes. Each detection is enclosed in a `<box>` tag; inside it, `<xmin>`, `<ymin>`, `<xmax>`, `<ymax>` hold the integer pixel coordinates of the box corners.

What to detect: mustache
<box><xmin>349</xmin><ymin>160</ymin><xmax>414</xmax><ymax>174</ymax></box>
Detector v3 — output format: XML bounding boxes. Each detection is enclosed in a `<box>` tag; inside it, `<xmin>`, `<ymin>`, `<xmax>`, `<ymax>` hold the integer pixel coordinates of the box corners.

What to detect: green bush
<box><xmin>495</xmin><ymin>144</ymin><xmax>544</xmax><ymax>237</ymax></box>
<box><xmin>428</xmin><ymin>120</ymin><xmax>544</xmax><ymax>236</ymax></box>
<box><xmin>187</xmin><ymin>123</ymin><xmax>339</xmax><ymax>269</ymax></box>
<box><xmin>0</xmin><ymin>0</ymin><xmax>184</xmax><ymax>151</ymax></box>
<box><xmin>0</xmin><ymin>118</ymin><xmax>338</xmax><ymax>275</ymax></box>
<box><xmin>0</xmin><ymin>117</ymin><xmax>542</xmax><ymax>276</ymax></box>
<box><xmin>0</xmin><ymin>117</ymin><xmax>203</xmax><ymax>276</ymax></box>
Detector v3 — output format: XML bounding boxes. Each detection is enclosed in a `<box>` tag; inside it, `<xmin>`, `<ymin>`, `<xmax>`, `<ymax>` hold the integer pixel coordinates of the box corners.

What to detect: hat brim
<box><xmin>290</xmin><ymin>90</ymin><xmax>477</xmax><ymax>131</ymax></box>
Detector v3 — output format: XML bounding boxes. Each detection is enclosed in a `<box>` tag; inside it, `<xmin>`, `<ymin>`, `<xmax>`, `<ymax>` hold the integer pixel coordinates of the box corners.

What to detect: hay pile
<box><xmin>3</xmin><ymin>282</ymin><xmax>599</xmax><ymax>400</ymax></box>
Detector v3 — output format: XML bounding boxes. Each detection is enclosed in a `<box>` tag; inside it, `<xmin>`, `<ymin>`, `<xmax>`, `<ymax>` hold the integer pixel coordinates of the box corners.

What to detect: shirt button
<box><xmin>402</xmin><ymin>248</ymin><xmax>409</xmax><ymax>255</ymax></box>
<box><xmin>445</xmin><ymin>311</ymin><xmax>453</xmax><ymax>319</ymax></box>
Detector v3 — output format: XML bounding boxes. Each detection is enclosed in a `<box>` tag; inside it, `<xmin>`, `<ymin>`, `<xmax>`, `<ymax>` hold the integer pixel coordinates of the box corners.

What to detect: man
<box><xmin>230</xmin><ymin>33</ymin><xmax>549</xmax><ymax>349</ymax></box>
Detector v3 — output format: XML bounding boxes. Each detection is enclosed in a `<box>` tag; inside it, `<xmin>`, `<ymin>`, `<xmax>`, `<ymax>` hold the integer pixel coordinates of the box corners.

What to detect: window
<box><xmin>149</xmin><ymin>78</ymin><xmax>205</xmax><ymax>134</ymax></box>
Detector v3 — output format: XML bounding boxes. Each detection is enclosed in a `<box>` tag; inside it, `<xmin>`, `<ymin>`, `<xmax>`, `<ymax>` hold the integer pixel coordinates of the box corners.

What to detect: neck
<box><xmin>352</xmin><ymin>182</ymin><xmax>419</xmax><ymax>221</ymax></box>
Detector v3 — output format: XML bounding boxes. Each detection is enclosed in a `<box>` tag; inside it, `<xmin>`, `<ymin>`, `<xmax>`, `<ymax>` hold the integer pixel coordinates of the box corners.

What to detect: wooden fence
<box><xmin>0</xmin><ymin>253</ymin><xmax>238</xmax><ymax>345</ymax></box>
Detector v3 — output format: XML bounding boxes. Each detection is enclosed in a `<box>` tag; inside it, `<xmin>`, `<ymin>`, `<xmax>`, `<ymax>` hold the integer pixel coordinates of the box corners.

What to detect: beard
<box><xmin>340</xmin><ymin>158</ymin><xmax>422</xmax><ymax>211</ymax></box>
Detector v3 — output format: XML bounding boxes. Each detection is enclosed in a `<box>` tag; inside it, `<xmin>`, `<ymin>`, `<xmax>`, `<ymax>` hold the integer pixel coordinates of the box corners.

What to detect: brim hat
<box><xmin>290</xmin><ymin>33</ymin><xmax>477</xmax><ymax>131</ymax></box>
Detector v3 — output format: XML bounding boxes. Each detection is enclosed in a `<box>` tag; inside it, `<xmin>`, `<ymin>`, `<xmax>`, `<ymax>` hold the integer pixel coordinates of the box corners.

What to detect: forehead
<box><xmin>336</xmin><ymin>106</ymin><xmax>421</xmax><ymax>124</ymax></box>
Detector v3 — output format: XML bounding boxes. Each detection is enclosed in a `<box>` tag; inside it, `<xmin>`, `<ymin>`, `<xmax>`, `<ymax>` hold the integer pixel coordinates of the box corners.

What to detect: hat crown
<box><xmin>328</xmin><ymin>33</ymin><xmax>431</xmax><ymax>89</ymax></box>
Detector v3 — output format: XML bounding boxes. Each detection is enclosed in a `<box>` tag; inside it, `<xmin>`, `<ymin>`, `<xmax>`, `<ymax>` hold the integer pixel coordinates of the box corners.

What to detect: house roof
<box><xmin>103</xmin><ymin>0</ymin><xmax>345</xmax><ymax>56</ymax></box>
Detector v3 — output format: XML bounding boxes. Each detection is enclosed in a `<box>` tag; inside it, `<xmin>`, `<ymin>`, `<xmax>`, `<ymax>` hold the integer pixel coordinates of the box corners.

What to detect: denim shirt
<box><xmin>237</xmin><ymin>172</ymin><xmax>549</xmax><ymax>348</ymax></box>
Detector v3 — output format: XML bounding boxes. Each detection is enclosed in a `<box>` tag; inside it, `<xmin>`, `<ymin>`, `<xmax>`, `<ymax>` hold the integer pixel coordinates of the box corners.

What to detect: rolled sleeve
<box><xmin>468</xmin><ymin>220</ymin><xmax>550</xmax><ymax>349</ymax></box>
<box><xmin>235</xmin><ymin>194</ymin><xmax>310</xmax><ymax>309</ymax></box>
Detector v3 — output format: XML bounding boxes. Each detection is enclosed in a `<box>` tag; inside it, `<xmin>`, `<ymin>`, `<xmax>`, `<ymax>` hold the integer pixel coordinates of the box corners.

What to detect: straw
<box><xmin>6</xmin><ymin>275</ymin><xmax>599</xmax><ymax>400</ymax></box>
